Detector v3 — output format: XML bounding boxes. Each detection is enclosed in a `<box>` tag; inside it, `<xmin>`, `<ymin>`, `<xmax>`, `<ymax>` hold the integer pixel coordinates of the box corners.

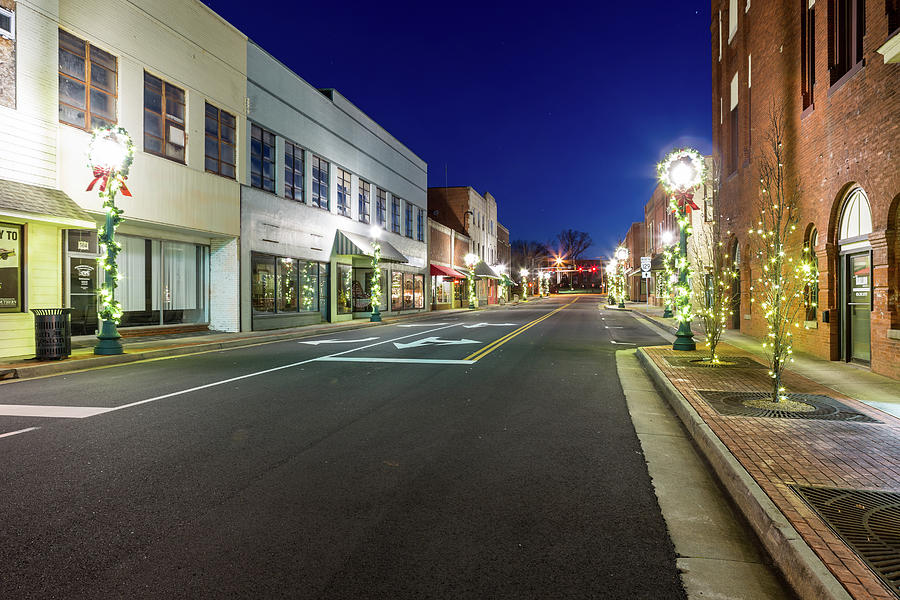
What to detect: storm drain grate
<box><xmin>663</xmin><ymin>355</ymin><xmax>766</xmax><ymax>369</ymax></box>
<box><xmin>792</xmin><ymin>486</ymin><xmax>900</xmax><ymax>598</ymax></box>
<box><xmin>697</xmin><ymin>391</ymin><xmax>881</xmax><ymax>422</ymax></box>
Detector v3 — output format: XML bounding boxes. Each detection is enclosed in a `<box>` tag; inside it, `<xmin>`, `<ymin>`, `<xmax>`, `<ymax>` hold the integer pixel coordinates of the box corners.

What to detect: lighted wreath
<box><xmin>87</xmin><ymin>125</ymin><xmax>135</xmax><ymax>195</ymax></box>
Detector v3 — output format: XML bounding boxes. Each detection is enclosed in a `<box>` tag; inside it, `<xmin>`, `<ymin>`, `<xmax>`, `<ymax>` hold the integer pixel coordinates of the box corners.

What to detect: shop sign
<box><xmin>0</xmin><ymin>222</ymin><xmax>22</xmax><ymax>310</ymax></box>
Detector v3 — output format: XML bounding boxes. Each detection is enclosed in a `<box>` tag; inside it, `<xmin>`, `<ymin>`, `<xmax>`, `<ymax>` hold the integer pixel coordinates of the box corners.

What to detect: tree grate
<box><xmin>792</xmin><ymin>486</ymin><xmax>900</xmax><ymax>598</ymax></box>
<box><xmin>663</xmin><ymin>355</ymin><xmax>766</xmax><ymax>369</ymax></box>
<box><xmin>697</xmin><ymin>390</ymin><xmax>880</xmax><ymax>423</ymax></box>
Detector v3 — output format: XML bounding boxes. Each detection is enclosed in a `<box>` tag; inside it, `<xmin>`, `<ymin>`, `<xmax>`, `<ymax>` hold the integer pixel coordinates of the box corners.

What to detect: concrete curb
<box><xmin>5</xmin><ymin>303</ymin><xmax>517</xmax><ymax>381</ymax></box>
<box><xmin>636</xmin><ymin>347</ymin><xmax>852</xmax><ymax>600</ymax></box>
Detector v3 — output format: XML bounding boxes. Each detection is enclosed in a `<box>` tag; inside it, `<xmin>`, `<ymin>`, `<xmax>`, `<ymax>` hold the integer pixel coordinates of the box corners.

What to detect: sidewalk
<box><xmin>0</xmin><ymin>300</ymin><xmax>535</xmax><ymax>381</ymax></box>
<box><xmin>620</xmin><ymin>302</ymin><xmax>900</xmax><ymax>600</ymax></box>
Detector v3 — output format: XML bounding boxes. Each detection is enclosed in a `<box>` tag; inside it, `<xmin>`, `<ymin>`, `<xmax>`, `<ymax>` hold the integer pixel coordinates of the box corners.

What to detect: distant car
<box><xmin>0</xmin><ymin>248</ymin><xmax>14</xmax><ymax>260</ymax></box>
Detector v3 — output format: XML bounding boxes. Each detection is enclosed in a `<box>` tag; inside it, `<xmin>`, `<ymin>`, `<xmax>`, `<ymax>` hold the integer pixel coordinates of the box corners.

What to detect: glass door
<box><xmin>68</xmin><ymin>254</ymin><xmax>99</xmax><ymax>336</ymax></box>
<box><xmin>843</xmin><ymin>252</ymin><xmax>871</xmax><ymax>363</ymax></box>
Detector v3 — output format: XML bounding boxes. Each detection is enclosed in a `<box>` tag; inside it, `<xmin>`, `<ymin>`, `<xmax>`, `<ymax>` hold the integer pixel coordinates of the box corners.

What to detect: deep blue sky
<box><xmin>201</xmin><ymin>0</ymin><xmax>712</xmax><ymax>259</ymax></box>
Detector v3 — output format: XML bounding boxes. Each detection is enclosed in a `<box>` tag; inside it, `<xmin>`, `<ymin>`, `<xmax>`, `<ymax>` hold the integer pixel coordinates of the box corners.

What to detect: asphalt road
<box><xmin>0</xmin><ymin>296</ymin><xmax>682</xmax><ymax>599</ymax></box>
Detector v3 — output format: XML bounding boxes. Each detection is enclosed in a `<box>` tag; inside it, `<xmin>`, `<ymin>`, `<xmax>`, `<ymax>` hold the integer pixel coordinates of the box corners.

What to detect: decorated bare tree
<box><xmin>690</xmin><ymin>158</ymin><xmax>737</xmax><ymax>363</ymax></box>
<box><xmin>749</xmin><ymin>106</ymin><xmax>817</xmax><ymax>402</ymax></box>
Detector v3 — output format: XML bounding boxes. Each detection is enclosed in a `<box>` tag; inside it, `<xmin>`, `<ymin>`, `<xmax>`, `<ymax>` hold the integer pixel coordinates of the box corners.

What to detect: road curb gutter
<box><xmin>635</xmin><ymin>347</ymin><xmax>852</xmax><ymax>600</ymax></box>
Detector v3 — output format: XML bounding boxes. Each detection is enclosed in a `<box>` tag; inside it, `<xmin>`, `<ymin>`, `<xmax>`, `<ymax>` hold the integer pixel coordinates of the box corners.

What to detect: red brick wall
<box><xmin>711</xmin><ymin>0</ymin><xmax>900</xmax><ymax>378</ymax></box>
<box><xmin>453</xmin><ymin>233</ymin><xmax>471</xmax><ymax>268</ymax></box>
<box><xmin>427</xmin><ymin>187</ymin><xmax>470</xmax><ymax>235</ymax></box>
<box><xmin>429</xmin><ymin>225</ymin><xmax>451</xmax><ymax>264</ymax></box>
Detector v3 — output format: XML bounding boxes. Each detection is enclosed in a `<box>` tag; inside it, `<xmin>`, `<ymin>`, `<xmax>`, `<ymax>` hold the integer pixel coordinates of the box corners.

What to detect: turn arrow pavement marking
<box><xmin>299</xmin><ymin>337</ymin><xmax>379</xmax><ymax>345</ymax></box>
<box><xmin>462</xmin><ymin>322</ymin><xmax>518</xmax><ymax>328</ymax></box>
<box><xmin>396</xmin><ymin>323</ymin><xmax>451</xmax><ymax>328</ymax></box>
<box><xmin>393</xmin><ymin>337</ymin><xmax>482</xmax><ymax>350</ymax></box>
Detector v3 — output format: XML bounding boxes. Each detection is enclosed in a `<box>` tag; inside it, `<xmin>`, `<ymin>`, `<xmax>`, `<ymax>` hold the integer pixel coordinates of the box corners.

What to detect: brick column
<box><xmin>209</xmin><ymin>237</ymin><xmax>240</xmax><ymax>332</ymax></box>
<box><xmin>819</xmin><ymin>241</ymin><xmax>841</xmax><ymax>361</ymax></box>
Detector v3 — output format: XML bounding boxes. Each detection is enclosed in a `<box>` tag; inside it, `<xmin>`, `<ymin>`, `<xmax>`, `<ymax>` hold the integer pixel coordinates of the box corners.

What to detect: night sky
<box><xmin>201</xmin><ymin>1</ymin><xmax>712</xmax><ymax>259</ymax></box>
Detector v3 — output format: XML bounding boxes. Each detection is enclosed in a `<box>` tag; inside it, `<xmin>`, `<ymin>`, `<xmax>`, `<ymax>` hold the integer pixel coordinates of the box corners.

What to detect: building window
<box><xmin>284</xmin><ymin>141</ymin><xmax>304</xmax><ymax>202</ymax></box>
<box><xmin>311</xmin><ymin>156</ymin><xmax>329</xmax><ymax>210</ymax></box>
<box><xmin>59</xmin><ymin>30</ymin><xmax>117</xmax><ymax>130</ymax></box>
<box><xmin>376</xmin><ymin>188</ymin><xmax>387</xmax><ymax>228</ymax></box>
<box><xmin>250</xmin><ymin>124</ymin><xmax>275</xmax><ymax>192</ymax></box>
<box><xmin>417</xmin><ymin>207</ymin><xmax>425</xmax><ymax>242</ymax></box>
<box><xmin>204</xmin><ymin>103</ymin><xmax>236</xmax><ymax>179</ymax></box>
<box><xmin>391</xmin><ymin>271</ymin><xmax>403</xmax><ymax>311</ymax></box>
<box><xmin>729</xmin><ymin>0</ymin><xmax>738</xmax><ymax>41</ymax></box>
<box><xmin>405</xmin><ymin>202</ymin><xmax>414</xmax><ymax>238</ymax></box>
<box><xmin>0</xmin><ymin>7</ymin><xmax>14</xmax><ymax>40</ymax></box>
<box><xmin>890</xmin><ymin>0</ymin><xmax>900</xmax><ymax>34</ymax></box>
<box><xmin>144</xmin><ymin>72</ymin><xmax>185</xmax><ymax>162</ymax></box>
<box><xmin>829</xmin><ymin>0</ymin><xmax>865</xmax><ymax>86</ymax></box>
<box><xmin>729</xmin><ymin>72</ymin><xmax>739</xmax><ymax>174</ymax></box>
<box><xmin>802</xmin><ymin>2</ymin><xmax>816</xmax><ymax>109</ymax></box>
<box><xmin>358</xmin><ymin>180</ymin><xmax>371</xmax><ymax>224</ymax></box>
<box><xmin>805</xmin><ymin>227</ymin><xmax>819</xmax><ymax>321</ymax></box>
<box><xmin>251</xmin><ymin>253</ymin><xmax>320</xmax><ymax>314</ymax></box>
<box><xmin>391</xmin><ymin>196</ymin><xmax>401</xmax><ymax>234</ymax></box>
<box><xmin>0</xmin><ymin>222</ymin><xmax>23</xmax><ymax>312</ymax></box>
<box><xmin>336</xmin><ymin>169</ymin><xmax>352</xmax><ymax>217</ymax></box>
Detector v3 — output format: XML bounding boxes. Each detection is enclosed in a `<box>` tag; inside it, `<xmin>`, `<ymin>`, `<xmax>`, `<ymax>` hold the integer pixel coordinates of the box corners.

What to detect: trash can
<box><xmin>31</xmin><ymin>308</ymin><xmax>73</xmax><ymax>360</ymax></box>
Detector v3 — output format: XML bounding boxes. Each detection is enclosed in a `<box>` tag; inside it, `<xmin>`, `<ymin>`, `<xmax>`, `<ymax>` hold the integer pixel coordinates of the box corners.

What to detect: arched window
<box><xmin>733</xmin><ymin>241</ymin><xmax>741</xmax><ymax>267</ymax></box>
<box><xmin>839</xmin><ymin>188</ymin><xmax>873</xmax><ymax>241</ymax></box>
<box><xmin>805</xmin><ymin>227</ymin><xmax>819</xmax><ymax>321</ymax></box>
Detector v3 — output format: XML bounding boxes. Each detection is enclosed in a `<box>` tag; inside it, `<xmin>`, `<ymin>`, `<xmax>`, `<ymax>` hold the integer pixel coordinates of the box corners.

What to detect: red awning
<box><xmin>430</xmin><ymin>264</ymin><xmax>466</xmax><ymax>279</ymax></box>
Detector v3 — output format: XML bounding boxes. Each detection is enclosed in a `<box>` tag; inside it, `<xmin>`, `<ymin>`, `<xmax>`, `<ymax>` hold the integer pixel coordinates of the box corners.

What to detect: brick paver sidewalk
<box><xmin>642</xmin><ymin>343</ymin><xmax>900</xmax><ymax>600</ymax></box>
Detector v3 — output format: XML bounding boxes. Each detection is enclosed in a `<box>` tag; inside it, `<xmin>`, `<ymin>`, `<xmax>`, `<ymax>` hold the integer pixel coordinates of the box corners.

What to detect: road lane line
<box><xmin>0</xmin><ymin>427</ymin><xmax>40</xmax><ymax>439</ymax></box>
<box><xmin>316</xmin><ymin>357</ymin><xmax>475</xmax><ymax>365</ymax></box>
<box><xmin>465</xmin><ymin>298</ymin><xmax>578</xmax><ymax>362</ymax></box>
<box><xmin>103</xmin><ymin>322</ymin><xmax>462</xmax><ymax>414</ymax></box>
<box><xmin>0</xmin><ymin>405</ymin><xmax>112</xmax><ymax>418</ymax></box>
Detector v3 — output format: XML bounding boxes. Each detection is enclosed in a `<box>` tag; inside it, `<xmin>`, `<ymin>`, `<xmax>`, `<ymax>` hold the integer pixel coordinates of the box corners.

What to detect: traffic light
<box><xmin>591</xmin><ymin>266</ymin><xmax>597</xmax><ymax>272</ymax></box>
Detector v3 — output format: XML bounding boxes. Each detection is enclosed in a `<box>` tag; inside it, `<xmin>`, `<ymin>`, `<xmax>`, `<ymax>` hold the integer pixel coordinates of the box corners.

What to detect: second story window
<box><xmin>250</xmin><ymin>124</ymin><xmax>275</xmax><ymax>192</ymax></box>
<box><xmin>59</xmin><ymin>29</ymin><xmax>117</xmax><ymax>130</ymax></box>
<box><xmin>144</xmin><ymin>72</ymin><xmax>185</xmax><ymax>163</ymax></box>
<box><xmin>729</xmin><ymin>73</ymin><xmax>738</xmax><ymax>174</ymax></box>
<box><xmin>337</xmin><ymin>169</ymin><xmax>352</xmax><ymax>217</ymax></box>
<box><xmin>829</xmin><ymin>0</ymin><xmax>865</xmax><ymax>86</ymax></box>
<box><xmin>417</xmin><ymin>207</ymin><xmax>424</xmax><ymax>242</ymax></box>
<box><xmin>284</xmin><ymin>141</ymin><xmax>304</xmax><ymax>202</ymax></box>
<box><xmin>358</xmin><ymin>180</ymin><xmax>371</xmax><ymax>224</ymax></box>
<box><xmin>204</xmin><ymin>103</ymin><xmax>236</xmax><ymax>179</ymax></box>
<box><xmin>376</xmin><ymin>188</ymin><xmax>387</xmax><ymax>228</ymax></box>
<box><xmin>405</xmin><ymin>202</ymin><xmax>414</xmax><ymax>239</ymax></box>
<box><xmin>311</xmin><ymin>155</ymin><xmax>329</xmax><ymax>210</ymax></box>
<box><xmin>802</xmin><ymin>2</ymin><xmax>816</xmax><ymax>110</ymax></box>
<box><xmin>391</xmin><ymin>196</ymin><xmax>401</xmax><ymax>234</ymax></box>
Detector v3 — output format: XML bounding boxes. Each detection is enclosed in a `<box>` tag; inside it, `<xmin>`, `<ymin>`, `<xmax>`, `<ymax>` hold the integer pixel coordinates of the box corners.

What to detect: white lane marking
<box><xmin>604</xmin><ymin>326</ymin><xmax>624</xmax><ymax>329</ymax></box>
<box><xmin>462</xmin><ymin>322</ymin><xmax>518</xmax><ymax>328</ymax></box>
<box><xmin>397</xmin><ymin>323</ymin><xmax>451</xmax><ymax>327</ymax></box>
<box><xmin>0</xmin><ymin>405</ymin><xmax>111</xmax><ymax>418</ymax></box>
<box><xmin>0</xmin><ymin>427</ymin><xmax>40</xmax><ymax>439</ymax></box>
<box><xmin>101</xmin><ymin>322</ymin><xmax>461</xmax><ymax>414</ymax></box>
<box><xmin>394</xmin><ymin>337</ymin><xmax>482</xmax><ymax>350</ymax></box>
<box><xmin>316</xmin><ymin>357</ymin><xmax>475</xmax><ymax>365</ymax></box>
<box><xmin>299</xmin><ymin>337</ymin><xmax>379</xmax><ymax>345</ymax></box>
<box><xmin>609</xmin><ymin>340</ymin><xmax>636</xmax><ymax>345</ymax></box>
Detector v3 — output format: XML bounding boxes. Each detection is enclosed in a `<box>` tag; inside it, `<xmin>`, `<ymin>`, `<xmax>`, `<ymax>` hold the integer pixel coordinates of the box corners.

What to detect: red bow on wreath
<box><xmin>86</xmin><ymin>167</ymin><xmax>132</xmax><ymax>197</ymax></box>
<box><xmin>672</xmin><ymin>189</ymin><xmax>699</xmax><ymax>213</ymax></box>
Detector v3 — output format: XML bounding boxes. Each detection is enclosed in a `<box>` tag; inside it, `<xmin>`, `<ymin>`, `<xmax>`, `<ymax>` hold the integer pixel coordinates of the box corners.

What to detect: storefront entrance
<box><xmin>841</xmin><ymin>251</ymin><xmax>871</xmax><ymax>364</ymax></box>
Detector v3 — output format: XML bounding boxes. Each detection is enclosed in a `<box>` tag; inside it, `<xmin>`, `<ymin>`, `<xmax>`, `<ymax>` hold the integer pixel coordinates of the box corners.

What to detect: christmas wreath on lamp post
<box><xmin>88</xmin><ymin>125</ymin><xmax>134</xmax><ymax>356</ymax></box>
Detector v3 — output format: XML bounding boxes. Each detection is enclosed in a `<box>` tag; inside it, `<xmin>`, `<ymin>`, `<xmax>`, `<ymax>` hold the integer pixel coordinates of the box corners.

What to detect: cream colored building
<box><xmin>0</xmin><ymin>0</ymin><xmax>246</xmax><ymax>359</ymax></box>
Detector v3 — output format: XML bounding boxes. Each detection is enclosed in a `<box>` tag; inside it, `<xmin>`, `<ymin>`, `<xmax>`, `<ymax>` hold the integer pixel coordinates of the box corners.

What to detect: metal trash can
<box><xmin>31</xmin><ymin>308</ymin><xmax>74</xmax><ymax>360</ymax></box>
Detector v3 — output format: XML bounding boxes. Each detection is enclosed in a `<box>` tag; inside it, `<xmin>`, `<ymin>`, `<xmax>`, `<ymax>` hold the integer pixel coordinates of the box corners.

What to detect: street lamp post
<box><xmin>658</xmin><ymin>148</ymin><xmax>706</xmax><ymax>351</ymax></box>
<box><xmin>88</xmin><ymin>126</ymin><xmax>134</xmax><ymax>356</ymax></box>
<box><xmin>605</xmin><ymin>259</ymin><xmax>617</xmax><ymax>305</ymax></box>
<box><xmin>519</xmin><ymin>268</ymin><xmax>528</xmax><ymax>303</ymax></box>
<box><xmin>615</xmin><ymin>246</ymin><xmax>628</xmax><ymax>308</ymax></box>
<box><xmin>661</xmin><ymin>230</ymin><xmax>674</xmax><ymax>318</ymax></box>
<box><xmin>369</xmin><ymin>226</ymin><xmax>382</xmax><ymax>322</ymax></box>
<box><xmin>464</xmin><ymin>253</ymin><xmax>480</xmax><ymax>309</ymax></box>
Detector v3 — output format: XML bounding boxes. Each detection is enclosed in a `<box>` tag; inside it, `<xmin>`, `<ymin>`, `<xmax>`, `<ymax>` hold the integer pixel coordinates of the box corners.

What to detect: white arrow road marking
<box><xmin>299</xmin><ymin>337</ymin><xmax>379</xmax><ymax>345</ymax></box>
<box><xmin>394</xmin><ymin>337</ymin><xmax>482</xmax><ymax>350</ymax></box>
<box><xmin>462</xmin><ymin>322</ymin><xmax>518</xmax><ymax>328</ymax></box>
<box><xmin>397</xmin><ymin>322</ymin><xmax>451</xmax><ymax>327</ymax></box>
<box><xmin>609</xmin><ymin>340</ymin><xmax>636</xmax><ymax>345</ymax></box>
<box><xmin>604</xmin><ymin>326</ymin><xmax>624</xmax><ymax>329</ymax></box>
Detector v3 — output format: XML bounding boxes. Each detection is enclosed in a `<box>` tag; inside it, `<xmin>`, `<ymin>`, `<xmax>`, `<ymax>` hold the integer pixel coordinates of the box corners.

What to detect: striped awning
<box><xmin>473</xmin><ymin>261</ymin><xmax>501</xmax><ymax>280</ymax></box>
<box><xmin>333</xmin><ymin>230</ymin><xmax>408</xmax><ymax>263</ymax></box>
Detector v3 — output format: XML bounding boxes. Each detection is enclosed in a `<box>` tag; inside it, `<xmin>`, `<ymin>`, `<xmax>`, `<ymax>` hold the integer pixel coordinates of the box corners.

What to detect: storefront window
<box><xmin>253</xmin><ymin>253</ymin><xmax>323</xmax><ymax>315</ymax></box>
<box><xmin>352</xmin><ymin>267</ymin><xmax>373</xmax><ymax>313</ymax></box>
<box><xmin>391</xmin><ymin>271</ymin><xmax>403</xmax><ymax>311</ymax></box>
<box><xmin>403</xmin><ymin>273</ymin><xmax>414</xmax><ymax>310</ymax></box>
<box><xmin>277</xmin><ymin>257</ymin><xmax>298</xmax><ymax>312</ymax></box>
<box><xmin>0</xmin><ymin>222</ymin><xmax>23</xmax><ymax>312</ymax></box>
<box><xmin>299</xmin><ymin>260</ymin><xmax>318</xmax><ymax>312</ymax></box>
<box><xmin>251</xmin><ymin>253</ymin><xmax>276</xmax><ymax>314</ymax></box>
<box><xmin>318</xmin><ymin>263</ymin><xmax>329</xmax><ymax>319</ymax></box>
<box><xmin>414</xmin><ymin>274</ymin><xmax>424</xmax><ymax>309</ymax></box>
<box><xmin>434</xmin><ymin>277</ymin><xmax>453</xmax><ymax>304</ymax></box>
<box><xmin>337</xmin><ymin>264</ymin><xmax>353</xmax><ymax>314</ymax></box>
<box><xmin>162</xmin><ymin>240</ymin><xmax>208</xmax><ymax>324</ymax></box>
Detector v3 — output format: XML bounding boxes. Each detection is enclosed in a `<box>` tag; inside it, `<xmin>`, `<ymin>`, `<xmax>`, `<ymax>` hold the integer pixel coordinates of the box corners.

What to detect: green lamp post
<box><xmin>464</xmin><ymin>253</ymin><xmax>480</xmax><ymax>309</ymax></box>
<box><xmin>605</xmin><ymin>260</ymin><xmax>616</xmax><ymax>305</ymax></box>
<box><xmin>658</xmin><ymin>148</ymin><xmax>707</xmax><ymax>351</ymax></box>
<box><xmin>88</xmin><ymin>126</ymin><xmax>134</xmax><ymax>356</ymax></box>
<box><xmin>661</xmin><ymin>230</ymin><xmax>675</xmax><ymax>318</ymax></box>
<box><xmin>519</xmin><ymin>268</ymin><xmax>528</xmax><ymax>303</ymax></box>
<box><xmin>615</xmin><ymin>246</ymin><xmax>628</xmax><ymax>308</ymax></box>
<box><xmin>369</xmin><ymin>226</ymin><xmax>382</xmax><ymax>322</ymax></box>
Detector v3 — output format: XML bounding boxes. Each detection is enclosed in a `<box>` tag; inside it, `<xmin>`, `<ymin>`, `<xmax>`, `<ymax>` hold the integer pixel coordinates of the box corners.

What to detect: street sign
<box><xmin>640</xmin><ymin>256</ymin><xmax>651</xmax><ymax>272</ymax></box>
<box><xmin>641</xmin><ymin>271</ymin><xmax>651</xmax><ymax>279</ymax></box>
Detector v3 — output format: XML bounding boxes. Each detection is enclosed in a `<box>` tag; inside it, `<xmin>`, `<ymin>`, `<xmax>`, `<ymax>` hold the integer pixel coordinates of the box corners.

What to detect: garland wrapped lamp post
<box><xmin>464</xmin><ymin>253</ymin><xmax>480</xmax><ymax>309</ymax></box>
<box><xmin>88</xmin><ymin>126</ymin><xmax>134</xmax><ymax>356</ymax></box>
<box><xmin>519</xmin><ymin>268</ymin><xmax>529</xmax><ymax>303</ymax></box>
<box><xmin>658</xmin><ymin>147</ymin><xmax>707</xmax><ymax>351</ymax></box>
<box><xmin>661</xmin><ymin>230</ymin><xmax>675</xmax><ymax>318</ymax></box>
<box><xmin>605</xmin><ymin>260</ymin><xmax>617</xmax><ymax>305</ymax></box>
<box><xmin>615</xmin><ymin>246</ymin><xmax>629</xmax><ymax>308</ymax></box>
<box><xmin>369</xmin><ymin>226</ymin><xmax>382</xmax><ymax>322</ymax></box>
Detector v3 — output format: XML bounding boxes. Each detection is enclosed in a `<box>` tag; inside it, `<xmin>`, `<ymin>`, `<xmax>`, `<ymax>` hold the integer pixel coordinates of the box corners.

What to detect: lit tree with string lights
<box><xmin>657</xmin><ymin>147</ymin><xmax>707</xmax><ymax>351</ymax></box>
<box><xmin>86</xmin><ymin>126</ymin><xmax>135</xmax><ymax>356</ymax></box>
<box><xmin>750</xmin><ymin>107</ymin><xmax>817</xmax><ymax>402</ymax></box>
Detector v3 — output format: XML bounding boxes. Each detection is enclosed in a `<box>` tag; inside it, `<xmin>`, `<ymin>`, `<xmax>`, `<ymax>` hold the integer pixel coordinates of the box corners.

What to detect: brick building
<box><xmin>711</xmin><ymin>0</ymin><xmax>900</xmax><ymax>377</ymax></box>
<box><xmin>427</xmin><ymin>217</ymin><xmax>470</xmax><ymax>309</ymax></box>
<box><xmin>623</xmin><ymin>222</ymin><xmax>646</xmax><ymax>302</ymax></box>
